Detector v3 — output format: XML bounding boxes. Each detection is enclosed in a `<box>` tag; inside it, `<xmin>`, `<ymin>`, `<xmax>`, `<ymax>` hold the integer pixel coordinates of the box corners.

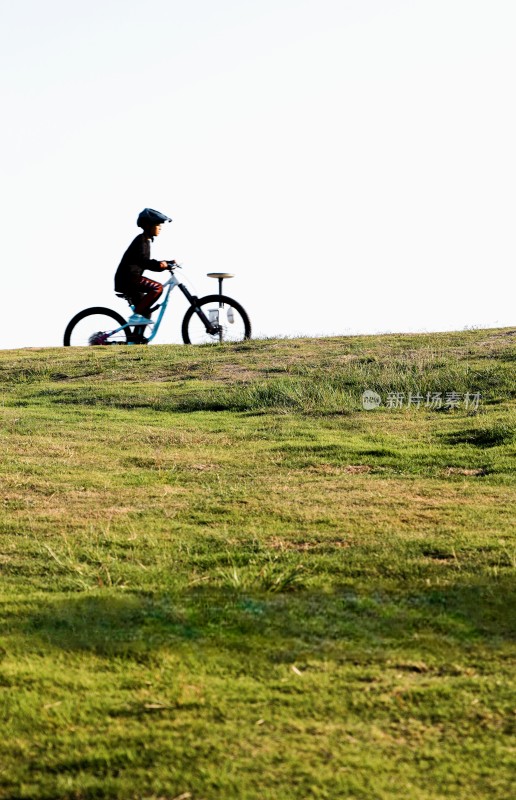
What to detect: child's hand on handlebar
<box><xmin>159</xmin><ymin>261</ymin><xmax>169</xmax><ymax>270</ymax></box>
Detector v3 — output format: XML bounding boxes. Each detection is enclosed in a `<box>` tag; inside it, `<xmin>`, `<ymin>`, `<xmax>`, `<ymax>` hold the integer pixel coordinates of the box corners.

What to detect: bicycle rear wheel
<box><xmin>181</xmin><ymin>294</ymin><xmax>251</xmax><ymax>345</ymax></box>
<box><xmin>63</xmin><ymin>307</ymin><xmax>130</xmax><ymax>346</ymax></box>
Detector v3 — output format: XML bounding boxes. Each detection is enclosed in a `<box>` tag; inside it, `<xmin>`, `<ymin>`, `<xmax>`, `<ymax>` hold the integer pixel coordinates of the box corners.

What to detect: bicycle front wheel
<box><xmin>64</xmin><ymin>307</ymin><xmax>130</xmax><ymax>346</ymax></box>
<box><xmin>181</xmin><ymin>294</ymin><xmax>251</xmax><ymax>345</ymax></box>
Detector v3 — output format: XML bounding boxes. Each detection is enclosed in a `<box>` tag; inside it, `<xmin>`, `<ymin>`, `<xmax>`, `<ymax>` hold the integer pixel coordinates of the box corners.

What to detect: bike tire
<box><xmin>181</xmin><ymin>294</ymin><xmax>252</xmax><ymax>345</ymax></box>
<box><xmin>63</xmin><ymin>307</ymin><xmax>130</xmax><ymax>346</ymax></box>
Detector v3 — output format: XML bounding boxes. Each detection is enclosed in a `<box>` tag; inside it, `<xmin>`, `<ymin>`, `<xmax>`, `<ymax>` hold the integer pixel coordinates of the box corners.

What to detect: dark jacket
<box><xmin>114</xmin><ymin>234</ymin><xmax>163</xmax><ymax>292</ymax></box>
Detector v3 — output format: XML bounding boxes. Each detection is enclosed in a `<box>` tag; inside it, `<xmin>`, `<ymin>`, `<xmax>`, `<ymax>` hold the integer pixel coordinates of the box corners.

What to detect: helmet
<box><xmin>137</xmin><ymin>208</ymin><xmax>172</xmax><ymax>228</ymax></box>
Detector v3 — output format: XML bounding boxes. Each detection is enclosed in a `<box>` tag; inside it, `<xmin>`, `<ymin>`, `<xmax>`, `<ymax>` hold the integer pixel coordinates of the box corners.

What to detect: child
<box><xmin>114</xmin><ymin>208</ymin><xmax>173</xmax><ymax>330</ymax></box>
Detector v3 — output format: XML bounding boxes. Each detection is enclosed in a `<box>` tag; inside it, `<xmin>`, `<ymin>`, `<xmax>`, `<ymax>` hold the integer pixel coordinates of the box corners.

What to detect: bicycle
<box><xmin>63</xmin><ymin>263</ymin><xmax>252</xmax><ymax>346</ymax></box>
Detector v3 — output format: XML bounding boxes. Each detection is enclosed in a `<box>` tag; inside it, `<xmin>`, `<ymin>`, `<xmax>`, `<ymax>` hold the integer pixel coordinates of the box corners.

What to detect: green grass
<box><xmin>0</xmin><ymin>329</ymin><xmax>515</xmax><ymax>799</ymax></box>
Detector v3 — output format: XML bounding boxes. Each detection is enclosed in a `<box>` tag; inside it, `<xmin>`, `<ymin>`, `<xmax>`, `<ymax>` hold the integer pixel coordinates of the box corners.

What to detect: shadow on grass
<box><xmin>15</xmin><ymin>380</ymin><xmax>357</xmax><ymax>416</ymax></box>
<box><xmin>443</xmin><ymin>422</ymin><xmax>516</xmax><ymax>447</ymax></box>
<box><xmin>11</xmin><ymin>576</ymin><xmax>516</xmax><ymax>664</ymax></box>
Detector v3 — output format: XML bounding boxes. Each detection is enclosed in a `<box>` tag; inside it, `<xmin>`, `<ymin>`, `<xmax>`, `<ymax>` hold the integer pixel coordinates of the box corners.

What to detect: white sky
<box><xmin>1</xmin><ymin>0</ymin><xmax>515</xmax><ymax>348</ymax></box>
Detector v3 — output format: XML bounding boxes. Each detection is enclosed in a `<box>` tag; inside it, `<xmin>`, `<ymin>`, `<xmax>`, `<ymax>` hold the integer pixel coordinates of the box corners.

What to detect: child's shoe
<box><xmin>127</xmin><ymin>334</ymin><xmax>149</xmax><ymax>345</ymax></box>
<box><xmin>127</xmin><ymin>313</ymin><xmax>154</xmax><ymax>326</ymax></box>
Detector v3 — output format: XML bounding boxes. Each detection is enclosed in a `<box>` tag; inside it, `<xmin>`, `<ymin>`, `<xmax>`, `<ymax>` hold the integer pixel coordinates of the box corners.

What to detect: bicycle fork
<box><xmin>178</xmin><ymin>284</ymin><xmax>220</xmax><ymax>335</ymax></box>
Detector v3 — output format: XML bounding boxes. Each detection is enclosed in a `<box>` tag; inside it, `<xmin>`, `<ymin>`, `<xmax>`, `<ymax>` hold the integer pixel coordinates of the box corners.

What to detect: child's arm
<box><xmin>137</xmin><ymin>238</ymin><xmax>168</xmax><ymax>272</ymax></box>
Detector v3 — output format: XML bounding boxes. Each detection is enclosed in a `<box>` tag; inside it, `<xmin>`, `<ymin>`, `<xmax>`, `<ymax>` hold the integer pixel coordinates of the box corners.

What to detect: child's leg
<box><xmin>132</xmin><ymin>277</ymin><xmax>163</xmax><ymax>317</ymax></box>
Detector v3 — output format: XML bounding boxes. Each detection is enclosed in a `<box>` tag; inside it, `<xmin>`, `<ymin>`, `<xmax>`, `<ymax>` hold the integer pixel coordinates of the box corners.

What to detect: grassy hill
<box><xmin>0</xmin><ymin>329</ymin><xmax>515</xmax><ymax>800</ymax></box>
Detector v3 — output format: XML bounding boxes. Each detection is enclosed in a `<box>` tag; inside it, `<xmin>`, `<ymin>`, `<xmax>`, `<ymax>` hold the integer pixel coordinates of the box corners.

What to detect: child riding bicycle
<box><xmin>114</xmin><ymin>208</ymin><xmax>173</xmax><ymax>341</ymax></box>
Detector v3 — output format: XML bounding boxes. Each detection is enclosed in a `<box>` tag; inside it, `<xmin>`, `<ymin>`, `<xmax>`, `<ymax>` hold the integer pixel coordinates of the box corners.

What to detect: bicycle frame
<box><xmin>139</xmin><ymin>270</ymin><xmax>179</xmax><ymax>344</ymax></box>
<box><xmin>109</xmin><ymin>268</ymin><xmax>217</xmax><ymax>344</ymax></box>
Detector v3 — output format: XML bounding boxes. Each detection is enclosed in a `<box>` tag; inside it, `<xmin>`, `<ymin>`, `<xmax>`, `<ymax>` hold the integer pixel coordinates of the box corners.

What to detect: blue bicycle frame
<box><xmin>111</xmin><ymin>267</ymin><xmax>216</xmax><ymax>344</ymax></box>
<box><xmin>131</xmin><ymin>270</ymin><xmax>179</xmax><ymax>344</ymax></box>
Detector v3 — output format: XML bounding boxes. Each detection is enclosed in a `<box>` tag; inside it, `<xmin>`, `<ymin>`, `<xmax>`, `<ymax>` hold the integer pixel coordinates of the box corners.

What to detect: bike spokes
<box><xmin>64</xmin><ymin>311</ymin><xmax>129</xmax><ymax>346</ymax></box>
<box><xmin>184</xmin><ymin>299</ymin><xmax>250</xmax><ymax>344</ymax></box>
